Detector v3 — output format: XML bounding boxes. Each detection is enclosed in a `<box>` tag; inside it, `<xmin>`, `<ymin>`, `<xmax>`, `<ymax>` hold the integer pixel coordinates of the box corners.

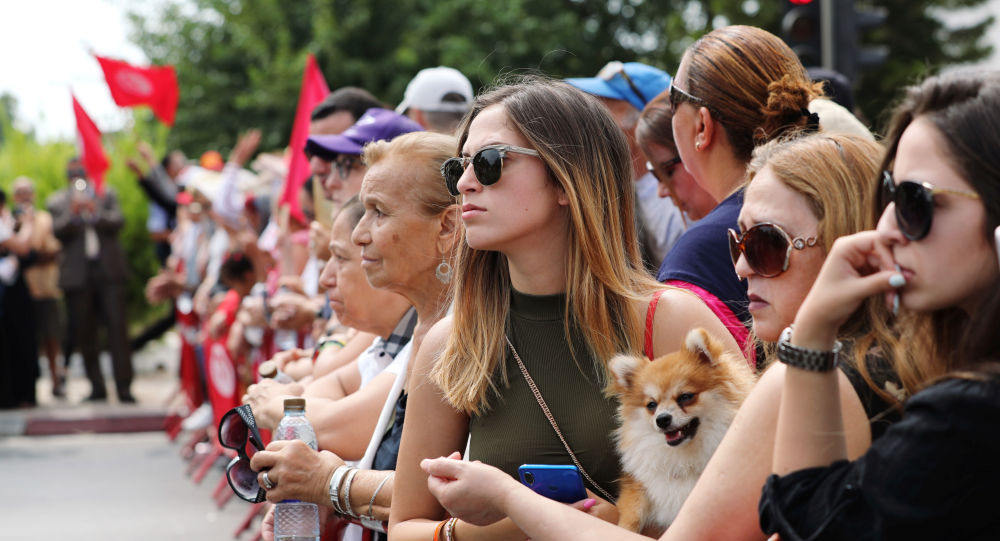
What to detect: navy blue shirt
<box><xmin>657</xmin><ymin>189</ymin><xmax>749</xmax><ymax>325</ymax></box>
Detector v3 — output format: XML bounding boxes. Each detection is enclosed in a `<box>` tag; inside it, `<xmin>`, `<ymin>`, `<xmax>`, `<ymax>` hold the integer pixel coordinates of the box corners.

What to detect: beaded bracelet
<box><xmin>443</xmin><ymin>517</ymin><xmax>458</xmax><ymax>541</ymax></box>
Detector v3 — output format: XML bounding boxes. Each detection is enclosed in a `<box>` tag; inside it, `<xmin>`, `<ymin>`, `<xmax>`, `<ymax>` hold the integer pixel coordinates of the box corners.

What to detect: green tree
<box><xmin>127</xmin><ymin>0</ymin><xmax>991</xmax><ymax>154</ymax></box>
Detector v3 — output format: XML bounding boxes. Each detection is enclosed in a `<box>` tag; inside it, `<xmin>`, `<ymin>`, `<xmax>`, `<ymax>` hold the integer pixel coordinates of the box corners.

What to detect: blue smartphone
<box><xmin>518</xmin><ymin>464</ymin><xmax>587</xmax><ymax>503</ymax></box>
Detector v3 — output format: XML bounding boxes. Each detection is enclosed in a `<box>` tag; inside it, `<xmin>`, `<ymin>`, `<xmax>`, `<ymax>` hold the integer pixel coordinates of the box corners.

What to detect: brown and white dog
<box><xmin>609</xmin><ymin>327</ymin><xmax>755</xmax><ymax>537</ymax></box>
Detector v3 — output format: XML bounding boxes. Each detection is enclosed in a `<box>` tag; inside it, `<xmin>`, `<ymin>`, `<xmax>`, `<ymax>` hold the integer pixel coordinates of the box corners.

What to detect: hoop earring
<box><xmin>435</xmin><ymin>260</ymin><xmax>453</xmax><ymax>284</ymax></box>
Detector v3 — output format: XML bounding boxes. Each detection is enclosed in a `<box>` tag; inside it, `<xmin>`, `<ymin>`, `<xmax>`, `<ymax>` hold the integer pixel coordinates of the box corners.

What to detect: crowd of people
<box><xmin>3</xmin><ymin>21</ymin><xmax>999</xmax><ymax>540</ymax></box>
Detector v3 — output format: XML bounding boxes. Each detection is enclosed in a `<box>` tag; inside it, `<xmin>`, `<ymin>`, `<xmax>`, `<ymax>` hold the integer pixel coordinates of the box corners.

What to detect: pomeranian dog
<box><xmin>609</xmin><ymin>327</ymin><xmax>755</xmax><ymax>536</ymax></box>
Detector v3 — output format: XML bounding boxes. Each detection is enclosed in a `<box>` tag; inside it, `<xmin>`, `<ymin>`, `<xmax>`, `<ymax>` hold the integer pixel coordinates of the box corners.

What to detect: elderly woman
<box><xmin>250</xmin><ymin>131</ymin><xmax>460</xmax><ymax>541</ymax></box>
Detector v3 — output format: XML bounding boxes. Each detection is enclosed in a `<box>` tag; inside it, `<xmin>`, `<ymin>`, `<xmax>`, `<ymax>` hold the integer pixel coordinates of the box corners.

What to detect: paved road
<box><xmin>1</xmin><ymin>432</ymin><xmax>260</xmax><ymax>540</ymax></box>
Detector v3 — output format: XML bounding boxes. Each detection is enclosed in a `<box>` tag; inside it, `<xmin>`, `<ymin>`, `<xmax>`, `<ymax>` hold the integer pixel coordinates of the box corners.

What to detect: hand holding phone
<box><xmin>518</xmin><ymin>464</ymin><xmax>587</xmax><ymax>504</ymax></box>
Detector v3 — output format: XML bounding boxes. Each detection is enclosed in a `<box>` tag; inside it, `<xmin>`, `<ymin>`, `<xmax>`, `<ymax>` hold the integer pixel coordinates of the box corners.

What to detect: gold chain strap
<box><xmin>504</xmin><ymin>335</ymin><xmax>617</xmax><ymax>504</ymax></box>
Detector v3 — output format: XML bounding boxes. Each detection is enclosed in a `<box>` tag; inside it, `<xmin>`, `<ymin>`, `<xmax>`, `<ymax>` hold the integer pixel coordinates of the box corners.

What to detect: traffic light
<box><xmin>781</xmin><ymin>0</ymin><xmax>824</xmax><ymax>68</ymax></box>
<box><xmin>832</xmin><ymin>1</ymin><xmax>889</xmax><ymax>81</ymax></box>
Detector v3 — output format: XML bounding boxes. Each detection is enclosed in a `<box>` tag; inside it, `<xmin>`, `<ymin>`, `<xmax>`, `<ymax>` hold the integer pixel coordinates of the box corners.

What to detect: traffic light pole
<box><xmin>821</xmin><ymin>0</ymin><xmax>834</xmax><ymax>70</ymax></box>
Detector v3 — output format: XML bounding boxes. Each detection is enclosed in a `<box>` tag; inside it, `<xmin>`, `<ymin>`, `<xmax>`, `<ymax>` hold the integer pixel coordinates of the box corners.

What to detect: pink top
<box><xmin>665</xmin><ymin>279</ymin><xmax>755</xmax><ymax>369</ymax></box>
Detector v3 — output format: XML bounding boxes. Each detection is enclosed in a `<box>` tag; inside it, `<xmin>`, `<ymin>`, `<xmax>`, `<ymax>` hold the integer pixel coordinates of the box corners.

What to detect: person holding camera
<box><xmin>47</xmin><ymin>157</ymin><xmax>134</xmax><ymax>403</ymax></box>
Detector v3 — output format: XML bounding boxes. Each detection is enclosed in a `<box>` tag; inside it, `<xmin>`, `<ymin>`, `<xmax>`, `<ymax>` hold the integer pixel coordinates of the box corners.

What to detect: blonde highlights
<box><xmin>431</xmin><ymin>77</ymin><xmax>662</xmax><ymax>414</ymax></box>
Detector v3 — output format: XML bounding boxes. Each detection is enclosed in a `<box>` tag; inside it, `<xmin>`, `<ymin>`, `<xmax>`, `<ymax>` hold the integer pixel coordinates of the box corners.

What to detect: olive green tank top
<box><xmin>468</xmin><ymin>289</ymin><xmax>621</xmax><ymax>499</ymax></box>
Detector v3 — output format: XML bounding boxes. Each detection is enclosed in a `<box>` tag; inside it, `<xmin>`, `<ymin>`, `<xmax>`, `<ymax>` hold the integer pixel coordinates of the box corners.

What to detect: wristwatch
<box><xmin>777</xmin><ymin>326</ymin><xmax>841</xmax><ymax>372</ymax></box>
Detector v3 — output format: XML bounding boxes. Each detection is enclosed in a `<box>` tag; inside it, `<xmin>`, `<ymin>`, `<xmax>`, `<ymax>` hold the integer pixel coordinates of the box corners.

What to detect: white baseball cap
<box><xmin>395</xmin><ymin>66</ymin><xmax>474</xmax><ymax>114</ymax></box>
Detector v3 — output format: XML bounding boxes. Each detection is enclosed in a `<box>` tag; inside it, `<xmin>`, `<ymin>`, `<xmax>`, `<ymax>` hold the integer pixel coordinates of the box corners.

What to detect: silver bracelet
<box><xmin>341</xmin><ymin>467</ymin><xmax>360</xmax><ymax>518</ymax></box>
<box><xmin>366</xmin><ymin>472</ymin><xmax>394</xmax><ymax>520</ymax></box>
<box><xmin>328</xmin><ymin>465</ymin><xmax>351</xmax><ymax>515</ymax></box>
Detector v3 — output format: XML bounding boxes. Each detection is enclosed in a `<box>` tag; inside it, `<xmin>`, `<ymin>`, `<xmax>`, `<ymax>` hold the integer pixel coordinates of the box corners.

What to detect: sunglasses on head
<box><xmin>668</xmin><ymin>83</ymin><xmax>722</xmax><ymax>119</ymax></box>
<box><xmin>597</xmin><ymin>61</ymin><xmax>648</xmax><ymax>106</ymax></box>
<box><xmin>440</xmin><ymin>145</ymin><xmax>540</xmax><ymax>196</ymax></box>
<box><xmin>219</xmin><ymin>404</ymin><xmax>267</xmax><ymax>503</ymax></box>
<box><xmin>878</xmin><ymin>170</ymin><xmax>980</xmax><ymax>241</ymax></box>
<box><xmin>728</xmin><ymin>223</ymin><xmax>819</xmax><ymax>278</ymax></box>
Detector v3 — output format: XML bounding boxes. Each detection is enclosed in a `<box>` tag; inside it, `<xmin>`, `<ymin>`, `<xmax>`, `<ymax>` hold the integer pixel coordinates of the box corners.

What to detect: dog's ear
<box><xmin>684</xmin><ymin>327</ymin><xmax>721</xmax><ymax>366</ymax></box>
<box><xmin>608</xmin><ymin>354</ymin><xmax>642</xmax><ymax>391</ymax></box>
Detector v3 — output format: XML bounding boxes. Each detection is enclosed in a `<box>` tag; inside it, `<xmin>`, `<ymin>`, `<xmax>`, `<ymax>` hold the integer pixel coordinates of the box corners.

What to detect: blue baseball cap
<box><xmin>566</xmin><ymin>61</ymin><xmax>672</xmax><ymax>111</ymax></box>
<box><xmin>306</xmin><ymin>107</ymin><xmax>423</xmax><ymax>156</ymax></box>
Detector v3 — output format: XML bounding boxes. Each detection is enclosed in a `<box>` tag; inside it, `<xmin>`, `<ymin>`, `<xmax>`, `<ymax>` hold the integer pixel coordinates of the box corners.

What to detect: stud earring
<box><xmin>695</xmin><ymin>141</ymin><xmax>702</xmax><ymax>151</ymax></box>
<box><xmin>435</xmin><ymin>259</ymin><xmax>453</xmax><ymax>284</ymax></box>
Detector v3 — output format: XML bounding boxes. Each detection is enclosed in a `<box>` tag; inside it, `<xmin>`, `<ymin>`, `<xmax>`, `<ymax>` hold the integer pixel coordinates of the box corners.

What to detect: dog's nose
<box><xmin>655</xmin><ymin>413</ymin><xmax>673</xmax><ymax>429</ymax></box>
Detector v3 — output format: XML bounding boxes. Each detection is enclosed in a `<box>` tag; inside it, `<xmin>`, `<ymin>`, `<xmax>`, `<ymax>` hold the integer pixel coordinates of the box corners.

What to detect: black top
<box><xmin>839</xmin><ymin>352</ymin><xmax>903</xmax><ymax>441</ymax></box>
<box><xmin>759</xmin><ymin>376</ymin><xmax>1000</xmax><ymax>541</ymax></box>
<box><xmin>657</xmin><ymin>189</ymin><xmax>750</xmax><ymax>326</ymax></box>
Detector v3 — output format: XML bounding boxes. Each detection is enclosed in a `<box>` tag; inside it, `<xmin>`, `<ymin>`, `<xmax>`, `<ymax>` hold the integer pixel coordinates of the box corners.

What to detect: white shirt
<box><xmin>635</xmin><ymin>172</ymin><xmax>686</xmax><ymax>266</ymax></box>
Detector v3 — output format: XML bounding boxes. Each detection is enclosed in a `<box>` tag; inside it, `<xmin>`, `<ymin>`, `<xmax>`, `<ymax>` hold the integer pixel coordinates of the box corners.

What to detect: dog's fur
<box><xmin>609</xmin><ymin>328</ymin><xmax>755</xmax><ymax>536</ymax></box>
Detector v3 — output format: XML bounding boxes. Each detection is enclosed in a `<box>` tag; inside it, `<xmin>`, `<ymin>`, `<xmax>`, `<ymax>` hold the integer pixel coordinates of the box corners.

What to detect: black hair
<box><xmin>219</xmin><ymin>251</ymin><xmax>255</xmax><ymax>285</ymax></box>
<box><xmin>310</xmin><ymin>87</ymin><xmax>385</xmax><ymax>122</ymax></box>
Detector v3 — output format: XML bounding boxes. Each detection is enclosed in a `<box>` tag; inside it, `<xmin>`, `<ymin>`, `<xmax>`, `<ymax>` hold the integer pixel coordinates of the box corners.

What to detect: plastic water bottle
<box><xmin>273</xmin><ymin>398</ymin><xmax>319</xmax><ymax>541</ymax></box>
<box><xmin>258</xmin><ymin>360</ymin><xmax>295</xmax><ymax>384</ymax></box>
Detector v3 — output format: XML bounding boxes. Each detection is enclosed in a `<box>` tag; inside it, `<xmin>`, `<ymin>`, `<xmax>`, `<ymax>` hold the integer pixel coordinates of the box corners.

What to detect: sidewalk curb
<box><xmin>0</xmin><ymin>407</ymin><xmax>168</xmax><ymax>437</ymax></box>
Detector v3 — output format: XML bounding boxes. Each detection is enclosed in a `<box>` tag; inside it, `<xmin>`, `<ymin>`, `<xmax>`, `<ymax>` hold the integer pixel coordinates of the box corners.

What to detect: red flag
<box><xmin>95</xmin><ymin>55</ymin><xmax>180</xmax><ymax>126</ymax></box>
<box><xmin>280</xmin><ymin>54</ymin><xmax>330</xmax><ymax>225</ymax></box>
<box><xmin>71</xmin><ymin>94</ymin><xmax>109</xmax><ymax>195</ymax></box>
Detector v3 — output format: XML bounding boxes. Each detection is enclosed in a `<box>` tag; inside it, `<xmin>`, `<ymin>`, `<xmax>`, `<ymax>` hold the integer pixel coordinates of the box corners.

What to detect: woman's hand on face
<box><xmin>793</xmin><ymin>231</ymin><xmax>904</xmax><ymax>349</ymax></box>
<box><xmin>250</xmin><ymin>440</ymin><xmax>344</xmax><ymax>505</ymax></box>
<box><xmin>422</xmin><ymin>452</ymin><xmax>520</xmax><ymax>526</ymax></box>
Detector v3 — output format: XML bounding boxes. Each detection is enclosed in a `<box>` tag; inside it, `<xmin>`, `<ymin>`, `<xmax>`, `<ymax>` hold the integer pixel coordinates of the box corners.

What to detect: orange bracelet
<box><xmin>433</xmin><ymin>519</ymin><xmax>448</xmax><ymax>541</ymax></box>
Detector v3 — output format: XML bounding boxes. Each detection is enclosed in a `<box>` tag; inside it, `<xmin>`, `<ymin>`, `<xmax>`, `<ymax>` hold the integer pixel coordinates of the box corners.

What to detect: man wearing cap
<box><xmin>306</xmin><ymin>87</ymin><xmax>386</xmax><ymax>183</ymax></box>
<box><xmin>567</xmin><ymin>61</ymin><xmax>686</xmax><ymax>271</ymax></box>
<box><xmin>396</xmin><ymin>66</ymin><xmax>474</xmax><ymax>134</ymax></box>
<box><xmin>305</xmin><ymin>107</ymin><xmax>423</xmax><ymax>207</ymax></box>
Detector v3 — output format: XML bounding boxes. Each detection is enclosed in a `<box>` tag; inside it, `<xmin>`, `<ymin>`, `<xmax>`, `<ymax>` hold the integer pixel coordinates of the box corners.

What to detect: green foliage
<box><xmin>0</xmin><ymin>109</ymin><xmax>168</xmax><ymax>333</ymax></box>
<box><xmin>127</xmin><ymin>0</ymin><xmax>992</xmax><ymax>152</ymax></box>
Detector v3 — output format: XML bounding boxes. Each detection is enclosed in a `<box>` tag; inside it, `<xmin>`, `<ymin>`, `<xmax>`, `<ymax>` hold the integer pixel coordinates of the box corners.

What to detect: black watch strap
<box><xmin>777</xmin><ymin>326</ymin><xmax>841</xmax><ymax>372</ymax></box>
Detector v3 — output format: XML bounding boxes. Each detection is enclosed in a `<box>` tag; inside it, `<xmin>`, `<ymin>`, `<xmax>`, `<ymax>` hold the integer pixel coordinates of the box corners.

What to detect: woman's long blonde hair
<box><xmin>431</xmin><ymin>77</ymin><xmax>663</xmax><ymax>415</ymax></box>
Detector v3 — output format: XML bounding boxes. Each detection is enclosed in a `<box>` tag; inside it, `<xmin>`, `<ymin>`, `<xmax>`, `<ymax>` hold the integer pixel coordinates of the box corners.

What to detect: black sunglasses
<box><xmin>728</xmin><ymin>223</ymin><xmax>819</xmax><ymax>278</ymax></box>
<box><xmin>440</xmin><ymin>145</ymin><xmax>541</xmax><ymax>196</ymax></box>
<box><xmin>219</xmin><ymin>404</ymin><xmax>267</xmax><ymax>503</ymax></box>
<box><xmin>878</xmin><ymin>170</ymin><xmax>980</xmax><ymax>241</ymax></box>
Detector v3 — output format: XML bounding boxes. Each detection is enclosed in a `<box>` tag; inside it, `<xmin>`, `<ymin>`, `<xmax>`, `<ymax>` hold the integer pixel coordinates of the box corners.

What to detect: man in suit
<box><xmin>48</xmin><ymin>157</ymin><xmax>133</xmax><ymax>402</ymax></box>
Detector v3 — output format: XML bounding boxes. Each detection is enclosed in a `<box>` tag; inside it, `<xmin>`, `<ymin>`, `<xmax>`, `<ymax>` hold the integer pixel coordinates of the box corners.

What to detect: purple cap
<box><xmin>307</xmin><ymin>108</ymin><xmax>423</xmax><ymax>156</ymax></box>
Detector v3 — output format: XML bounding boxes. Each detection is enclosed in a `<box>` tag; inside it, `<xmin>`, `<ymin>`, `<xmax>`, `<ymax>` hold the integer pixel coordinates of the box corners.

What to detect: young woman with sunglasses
<box><xmin>388</xmin><ymin>77</ymin><xmax>740</xmax><ymax>541</ymax></box>
<box><xmin>761</xmin><ymin>71</ymin><xmax>1000</xmax><ymax>539</ymax></box>
<box><xmin>657</xmin><ymin>25</ymin><xmax>824</xmax><ymax>362</ymax></box>
<box><xmin>417</xmin><ymin>132</ymin><xmax>897</xmax><ymax>541</ymax></box>
<box><xmin>636</xmin><ymin>89</ymin><xmax>716</xmax><ymax>224</ymax></box>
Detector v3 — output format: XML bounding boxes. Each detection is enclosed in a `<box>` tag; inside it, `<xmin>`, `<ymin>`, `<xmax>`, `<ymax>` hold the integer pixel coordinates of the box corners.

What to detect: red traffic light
<box><xmin>789</xmin><ymin>0</ymin><xmax>814</xmax><ymax>4</ymax></box>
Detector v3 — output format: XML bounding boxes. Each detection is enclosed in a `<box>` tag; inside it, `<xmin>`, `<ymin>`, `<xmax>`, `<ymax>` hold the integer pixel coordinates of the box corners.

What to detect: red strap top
<box><xmin>644</xmin><ymin>289</ymin><xmax>665</xmax><ymax>360</ymax></box>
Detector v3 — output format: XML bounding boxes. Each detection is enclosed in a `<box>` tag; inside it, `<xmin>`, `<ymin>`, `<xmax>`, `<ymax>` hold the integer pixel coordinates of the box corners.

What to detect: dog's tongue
<box><xmin>665</xmin><ymin>429</ymin><xmax>684</xmax><ymax>443</ymax></box>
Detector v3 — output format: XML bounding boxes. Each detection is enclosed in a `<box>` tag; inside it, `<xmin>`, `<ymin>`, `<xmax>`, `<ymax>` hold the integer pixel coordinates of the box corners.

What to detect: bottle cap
<box><xmin>283</xmin><ymin>397</ymin><xmax>306</xmax><ymax>412</ymax></box>
<box><xmin>258</xmin><ymin>360</ymin><xmax>278</xmax><ymax>379</ymax></box>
